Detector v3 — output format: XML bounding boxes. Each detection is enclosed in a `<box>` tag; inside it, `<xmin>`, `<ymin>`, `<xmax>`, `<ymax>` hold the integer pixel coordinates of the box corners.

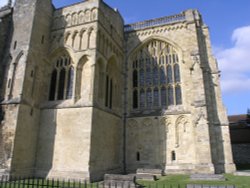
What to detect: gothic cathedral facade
<box><xmin>0</xmin><ymin>0</ymin><xmax>235</xmax><ymax>181</ymax></box>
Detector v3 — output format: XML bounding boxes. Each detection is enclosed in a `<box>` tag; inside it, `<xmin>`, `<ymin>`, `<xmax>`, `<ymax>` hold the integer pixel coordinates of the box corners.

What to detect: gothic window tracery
<box><xmin>49</xmin><ymin>55</ymin><xmax>74</xmax><ymax>101</ymax></box>
<box><xmin>132</xmin><ymin>40</ymin><xmax>182</xmax><ymax>109</ymax></box>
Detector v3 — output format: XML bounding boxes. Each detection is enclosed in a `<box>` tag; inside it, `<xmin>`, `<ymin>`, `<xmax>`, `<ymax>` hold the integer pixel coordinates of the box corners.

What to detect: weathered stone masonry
<box><xmin>0</xmin><ymin>0</ymin><xmax>235</xmax><ymax>181</ymax></box>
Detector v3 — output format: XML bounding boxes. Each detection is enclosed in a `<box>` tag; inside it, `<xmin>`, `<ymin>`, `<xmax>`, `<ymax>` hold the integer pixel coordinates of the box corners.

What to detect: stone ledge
<box><xmin>190</xmin><ymin>174</ymin><xmax>225</xmax><ymax>181</ymax></box>
<box><xmin>187</xmin><ymin>184</ymin><xmax>234</xmax><ymax>188</ymax></box>
<box><xmin>234</xmin><ymin>171</ymin><xmax>250</xmax><ymax>176</ymax></box>
<box><xmin>136</xmin><ymin>168</ymin><xmax>163</xmax><ymax>176</ymax></box>
<box><xmin>104</xmin><ymin>174</ymin><xmax>136</xmax><ymax>188</ymax></box>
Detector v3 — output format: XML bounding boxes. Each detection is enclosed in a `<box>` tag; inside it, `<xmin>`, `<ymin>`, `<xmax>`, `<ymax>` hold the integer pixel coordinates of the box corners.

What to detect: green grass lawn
<box><xmin>137</xmin><ymin>174</ymin><xmax>250</xmax><ymax>188</ymax></box>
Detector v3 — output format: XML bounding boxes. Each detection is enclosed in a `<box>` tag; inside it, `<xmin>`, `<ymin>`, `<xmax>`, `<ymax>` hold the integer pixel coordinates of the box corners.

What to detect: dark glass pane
<box><xmin>49</xmin><ymin>69</ymin><xmax>57</xmax><ymax>101</ymax></box>
<box><xmin>58</xmin><ymin>68</ymin><xmax>66</xmax><ymax>100</ymax></box>
<box><xmin>168</xmin><ymin>86</ymin><xmax>174</xmax><ymax>105</ymax></box>
<box><xmin>140</xmin><ymin>89</ymin><xmax>145</xmax><ymax>108</ymax></box>
<box><xmin>146</xmin><ymin>67</ymin><xmax>152</xmax><ymax>86</ymax></box>
<box><xmin>105</xmin><ymin>75</ymin><xmax>109</xmax><ymax>107</ymax></box>
<box><xmin>167</xmin><ymin>66</ymin><xmax>173</xmax><ymax>83</ymax></box>
<box><xmin>152</xmin><ymin>57</ymin><xmax>157</xmax><ymax>66</ymax></box>
<box><xmin>153</xmin><ymin>67</ymin><xmax>158</xmax><ymax>85</ymax></box>
<box><xmin>64</xmin><ymin>58</ymin><xmax>68</xmax><ymax>66</ymax></box>
<box><xmin>153</xmin><ymin>88</ymin><xmax>159</xmax><ymax>107</ymax></box>
<box><xmin>66</xmin><ymin>66</ymin><xmax>74</xmax><ymax>99</ymax></box>
<box><xmin>133</xmin><ymin>70</ymin><xmax>138</xmax><ymax>87</ymax></box>
<box><xmin>160</xmin><ymin>67</ymin><xmax>166</xmax><ymax>84</ymax></box>
<box><xmin>161</xmin><ymin>87</ymin><xmax>167</xmax><ymax>106</ymax></box>
<box><xmin>174</xmin><ymin>64</ymin><xmax>181</xmax><ymax>82</ymax></box>
<box><xmin>133</xmin><ymin>90</ymin><xmax>138</xmax><ymax>109</ymax></box>
<box><xmin>60</xmin><ymin>58</ymin><xmax>63</xmax><ymax>67</ymax></box>
<box><xmin>146</xmin><ymin>58</ymin><xmax>150</xmax><ymax>67</ymax></box>
<box><xmin>109</xmin><ymin>79</ymin><xmax>113</xmax><ymax>109</ymax></box>
<box><xmin>146</xmin><ymin>88</ymin><xmax>152</xmax><ymax>108</ymax></box>
<box><xmin>176</xmin><ymin>85</ymin><xmax>182</xmax><ymax>105</ymax></box>
<box><xmin>139</xmin><ymin>58</ymin><xmax>144</xmax><ymax>68</ymax></box>
<box><xmin>139</xmin><ymin>69</ymin><xmax>144</xmax><ymax>87</ymax></box>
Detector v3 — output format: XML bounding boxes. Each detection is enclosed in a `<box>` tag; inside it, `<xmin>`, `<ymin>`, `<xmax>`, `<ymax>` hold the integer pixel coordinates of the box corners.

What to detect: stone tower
<box><xmin>0</xmin><ymin>0</ymin><xmax>235</xmax><ymax>182</ymax></box>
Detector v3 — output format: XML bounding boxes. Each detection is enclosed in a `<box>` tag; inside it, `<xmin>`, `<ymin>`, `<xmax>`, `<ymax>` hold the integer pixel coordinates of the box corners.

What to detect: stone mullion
<box><xmin>63</xmin><ymin>67</ymin><xmax>69</xmax><ymax>100</ymax></box>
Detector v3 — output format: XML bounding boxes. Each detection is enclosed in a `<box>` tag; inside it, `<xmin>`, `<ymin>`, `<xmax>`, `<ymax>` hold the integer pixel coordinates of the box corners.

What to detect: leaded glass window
<box><xmin>174</xmin><ymin>64</ymin><xmax>180</xmax><ymax>82</ymax></box>
<box><xmin>58</xmin><ymin>68</ymin><xmax>66</xmax><ymax>100</ymax></box>
<box><xmin>49</xmin><ymin>55</ymin><xmax>74</xmax><ymax>101</ymax></box>
<box><xmin>139</xmin><ymin>69</ymin><xmax>144</xmax><ymax>87</ymax></box>
<box><xmin>133</xmin><ymin>90</ymin><xmax>138</xmax><ymax>109</ymax></box>
<box><xmin>167</xmin><ymin>66</ymin><xmax>173</xmax><ymax>84</ymax></box>
<box><xmin>161</xmin><ymin>87</ymin><xmax>167</xmax><ymax>106</ymax></box>
<box><xmin>153</xmin><ymin>88</ymin><xmax>159</xmax><ymax>107</ymax></box>
<box><xmin>153</xmin><ymin>67</ymin><xmax>158</xmax><ymax>85</ymax></box>
<box><xmin>132</xmin><ymin>39</ymin><xmax>182</xmax><ymax>109</ymax></box>
<box><xmin>49</xmin><ymin>69</ymin><xmax>57</xmax><ymax>101</ymax></box>
<box><xmin>176</xmin><ymin>85</ymin><xmax>182</xmax><ymax>105</ymax></box>
<box><xmin>168</xmin><ymin>86</ymin><xmax>174</xmax><ymax>106</ymax></box>
<box><xmin>146</xmin><ymin>67</ymin><xmax>152</xmax><ymax>86</ymax></box>
<box><xmin>160</xmin><ymin>67</ymin><xmax>166</xmax><ymax>84</ymax></box>
<box><xmin>146</xmin><ymin>88</ymin><xmax>152</xmax><ymax>107</ymax></box>
<box><xmin>140</xmin><ymin>89</ymin><xmax>145</xmax><ymax>108</ymax></box>
<box><xmin>133</xmin><ymin>70</ymin><xmax>138</xmax><ymax>87</ymax></box>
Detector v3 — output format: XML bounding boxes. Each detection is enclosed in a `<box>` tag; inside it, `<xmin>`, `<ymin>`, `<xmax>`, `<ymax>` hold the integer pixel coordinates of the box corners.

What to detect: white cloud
<box><xmin>0</xmin><ymin>0</ymin><xmax>8</xmax><ymax>7</ymax></box>
<box><xmin>215</xmin><ymin>25</ymin><xmax>250</xmax><ymax>94</ymax></box>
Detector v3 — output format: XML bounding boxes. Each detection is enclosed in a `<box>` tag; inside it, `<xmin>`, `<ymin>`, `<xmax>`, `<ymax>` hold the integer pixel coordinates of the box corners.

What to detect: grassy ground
<box><xmin>137</xmin><ymin>174</ymin><xmax>250</xmax><ymax>188</ymax></box>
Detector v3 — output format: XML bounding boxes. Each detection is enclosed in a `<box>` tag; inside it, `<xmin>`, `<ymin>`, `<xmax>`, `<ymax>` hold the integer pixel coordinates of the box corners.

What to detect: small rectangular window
<box><xmin>13</xmin><ymin>41</ymin><xmax>17</xmax><ymax>50</ymax></box>
<box><xmin>30</xmin><ymin>108</ymin><xmax>33</xmax><ymax>116</ymax></box>
<box><xmin>136</xmin><ymin>152</ymin><xmax>140</xmax><ymax>161</ymax></box>
<box><xmin>41</xmin><ymin>35</ymin><xmax>45</xmax><ymax>44</ymax></box>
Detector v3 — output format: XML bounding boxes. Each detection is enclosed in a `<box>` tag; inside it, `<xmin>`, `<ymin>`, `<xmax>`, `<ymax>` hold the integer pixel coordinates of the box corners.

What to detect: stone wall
<box><xmin>0</xmin><ymin>7</ymin><xmax>12</xmax><ymax>100</ymax></box>
<box><xmin>89</xmin><ymin>108</ymin><xmax>123</xmax><ymax>181</ymax></box>
<box><xmin>36</xmin><ymin>107</ymin><xmax>93</xmax><ymax>180</ymax></box>
<box><xmin>232</xmin><ymin>144</ymin><xmax>250</xmax><ymax>164</ymax></box>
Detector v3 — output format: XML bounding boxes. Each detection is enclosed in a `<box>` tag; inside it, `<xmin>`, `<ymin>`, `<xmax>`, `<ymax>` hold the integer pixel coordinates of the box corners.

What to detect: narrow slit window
<box><xmin>136</xmin><ymin>152</ymin><xmax>140</xmax><ymax>161</ymax></box>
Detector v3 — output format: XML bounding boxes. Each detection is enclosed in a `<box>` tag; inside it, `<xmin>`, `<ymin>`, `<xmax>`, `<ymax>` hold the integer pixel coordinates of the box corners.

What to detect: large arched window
<box><xmin>49</xmin><ymin>55</ymin><xmax>74</xmax><ymax>101</ymax></box>
<box><xmin>132</xmin><ymin>39</ymin><xmax>182</xmax><ymax>109</ymax></box>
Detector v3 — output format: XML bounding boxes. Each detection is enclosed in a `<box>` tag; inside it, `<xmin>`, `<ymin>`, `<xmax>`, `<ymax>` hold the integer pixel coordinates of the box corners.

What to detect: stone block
<box><xmin>104</xmin><ymin>174</ymin><xmax>136</xmax><ymax>188</ymax></box>
<box><xmin>135</xmin><ymin>174</ymin><xmax>156</xmax><ymax>181</ymax></box>
<box><xmin>136</xmin><ymin>168</ymin><xmax>163</xmax><ymax>176</ymax></box>
<box><xmin>190</xmin><ymin>174</ymin><xmax>225</xmax><ymax>181</ymax></box>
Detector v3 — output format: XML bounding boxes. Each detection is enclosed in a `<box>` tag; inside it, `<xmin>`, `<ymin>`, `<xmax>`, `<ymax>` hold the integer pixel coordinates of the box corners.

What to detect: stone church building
<box><xmin>0</xmin><ymin>0</ymin><xmax>235</xmax><ymax>181</ymax></box>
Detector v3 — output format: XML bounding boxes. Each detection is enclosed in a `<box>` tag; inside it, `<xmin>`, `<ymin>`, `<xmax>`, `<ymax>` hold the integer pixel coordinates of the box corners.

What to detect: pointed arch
<box><xmin>175</xmin><ymin>115</ymin><xmax>189</xmax><ymax>147</ymax></box>
<box><xmin>130</xmin><ymin>38</ymin><xmax>183</xmax><ymax>110</ymax></box>
<box><xmin>87</xmin><ymin>27</ymin><xmax>95</xmax><ymax>49</ymax></box>
<box><xmin>75</xmin><ymin>55</ymin><xmax>89</xmax><ymax>101</ymax></box>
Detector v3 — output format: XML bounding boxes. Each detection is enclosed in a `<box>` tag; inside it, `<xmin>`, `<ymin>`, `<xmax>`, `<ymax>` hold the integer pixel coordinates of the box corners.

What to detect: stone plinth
<box><xmin>104</xmin><ymin>174</ymin><xmax>136</xmax><ymax>188</ymax></box>
<box><xmin>190</xmin><ymin>174</ymin><xmax>225</xmax><ymax>181</ymax></box>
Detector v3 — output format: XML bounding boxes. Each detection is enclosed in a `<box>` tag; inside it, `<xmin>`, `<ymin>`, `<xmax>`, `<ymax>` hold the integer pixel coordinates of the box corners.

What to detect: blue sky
<box><xmin>1</xmin><ymin>0</ymin><xmax>249</xmax><ymax>115</ymax></box>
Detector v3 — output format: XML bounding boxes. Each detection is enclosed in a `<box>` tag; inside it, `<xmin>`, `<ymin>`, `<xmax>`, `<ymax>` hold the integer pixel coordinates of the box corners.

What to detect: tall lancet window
<box><xmin>49</xmin><ymin>54</ymin><xmax>74</xmax><ymax>101</ymax></box>
<box><xmin>132</xmin><ymin>40</ymin><xmax>183</xmax><ymax>109</ymax></box>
